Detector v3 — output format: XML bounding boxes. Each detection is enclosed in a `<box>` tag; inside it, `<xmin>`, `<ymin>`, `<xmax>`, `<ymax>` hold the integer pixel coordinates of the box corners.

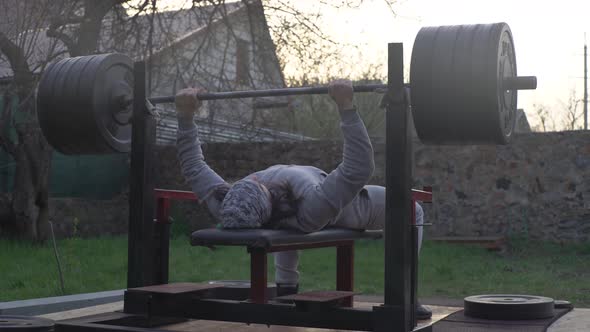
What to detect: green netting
<box><xmin>0</xmin><ymin>152</ymin><xmax>129</xmax><ymax>200</ymax></box>
<box><xmin>48</xmin><ymin>153</ymin><xmax>129</xmax><ymax>199</ymax></box>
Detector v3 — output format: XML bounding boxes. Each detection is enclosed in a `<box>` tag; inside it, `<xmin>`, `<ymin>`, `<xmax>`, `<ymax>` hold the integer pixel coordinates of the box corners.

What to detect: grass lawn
<box><xmin>1</xmin><ymin>232</ymin><xmax>589</xmax><ymax>306</ymax></box>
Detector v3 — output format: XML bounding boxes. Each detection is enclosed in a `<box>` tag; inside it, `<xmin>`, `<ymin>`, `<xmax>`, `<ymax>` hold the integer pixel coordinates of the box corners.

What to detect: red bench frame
<box><xmin>154</xmin><ymin>187</ymin><xmax>432</xmax><ymax>305</ymax></box>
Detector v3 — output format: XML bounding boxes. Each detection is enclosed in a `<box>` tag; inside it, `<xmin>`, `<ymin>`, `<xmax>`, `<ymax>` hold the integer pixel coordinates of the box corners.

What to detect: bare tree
<box><xmin>0</xmin><ymin>0</ymin><xmax>62</xmax><ymax>241</ymax></box>
<box><xmin>124</xmin><ymin>0</ymin><xmax>398</xmax><ymax>134</ymax></box>
<box><xmin>531</xmin><ymin>103</ymin><xmax>556</xmax><ymax>132</ymax></box>
<box><xmin>0</xmin><ymin>0</ymin><xmax>126</xmax><ymax>241</ymax></box>
<box><xmin>264</xmin><ymin>1</ymin><xmax>389</xmax><ymax>85</ymax></box>
<box><xmin>560</xmin><ymin>88</ymin><xmax>584</xmax><ymax>131</ymax></box>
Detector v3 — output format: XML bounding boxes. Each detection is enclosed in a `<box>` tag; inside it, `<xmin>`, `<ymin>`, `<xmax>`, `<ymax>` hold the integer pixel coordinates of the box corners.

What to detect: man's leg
<box><xmin>273</xmin><ymin>250</ymin><xmax>300</xmax><ymax>296</ymax></box>
<box><xmin>415</xmin><ymin>202</ymin><xmax>424</xmax><ymax>254</ymax></box>
<box><xmin>271</xmin><ymin>186</ymin><xmax>426</xmax><ymax>305</ymax></box>
<box><xmin>353</xmin><ymin>185</ymin><xmax>431</xmax><ymax>319</ymax></box>
<box><xmin>355</xmin><ymin>185</ymin><xmax>424</xmax><ymax>252</ymax></box>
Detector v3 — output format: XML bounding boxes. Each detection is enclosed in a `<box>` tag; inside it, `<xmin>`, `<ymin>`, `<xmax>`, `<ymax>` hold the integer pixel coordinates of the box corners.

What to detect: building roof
<box><xmin>155</xmin><ymin>110</ymin><xmax>313</xmax><ymax>144</ymax></box>
<box><xmin>514</xmin><ymin>108</ymin><xmax>532</xmax><ymax>133</ymax></box>
<box><xmin>103</xmin><ymin>2</ymin><xmax>247</xmax><ymax>59</ymax></box>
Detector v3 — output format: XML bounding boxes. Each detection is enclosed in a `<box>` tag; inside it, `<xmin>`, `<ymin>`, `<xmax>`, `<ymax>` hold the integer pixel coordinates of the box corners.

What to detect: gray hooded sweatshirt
<box><xmin>176</xmin><ymin>109</ymin><xmax>379</xmax><ymax>233</ymax></box>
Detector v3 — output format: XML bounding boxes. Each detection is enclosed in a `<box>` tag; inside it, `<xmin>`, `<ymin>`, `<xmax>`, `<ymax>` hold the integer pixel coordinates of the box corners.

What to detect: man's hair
<box><xmin>214</xmin><ymin>181</ymin><xmax>299</xmax><ymax>228</ymax></box>
<box><xmin>218</xmin><ymin>179</ymin><xmax>272</xmax><ymax>229</ymax></box>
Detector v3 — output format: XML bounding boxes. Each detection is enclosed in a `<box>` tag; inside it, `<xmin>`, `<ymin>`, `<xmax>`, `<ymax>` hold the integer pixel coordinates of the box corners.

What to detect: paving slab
<box><xmin>0</xmin><ymin>290</ymin><xmax>123</xmax><ymax>316</ymax></box>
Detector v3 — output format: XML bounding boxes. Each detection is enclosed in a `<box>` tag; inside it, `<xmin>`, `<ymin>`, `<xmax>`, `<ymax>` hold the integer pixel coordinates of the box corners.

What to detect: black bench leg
<box><xmin>337</xmin><ymin>242</ymin><xmax>354</xmax><ymax>307</ymax></box>
<box><xmin>250</xmin><ymin>248</ymin><xmax>267</xmax><ymax>304</ymax></box>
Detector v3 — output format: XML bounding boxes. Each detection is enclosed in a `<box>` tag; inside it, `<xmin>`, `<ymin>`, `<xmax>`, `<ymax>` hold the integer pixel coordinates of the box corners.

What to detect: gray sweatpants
<box><xmin>274</xmin><ymin>185</ymin><xmax>424</xmax><ymax>284</ymax></box>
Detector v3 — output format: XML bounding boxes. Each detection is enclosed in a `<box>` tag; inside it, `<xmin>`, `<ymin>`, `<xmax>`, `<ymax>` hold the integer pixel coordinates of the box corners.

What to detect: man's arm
<box><xmin>295</xmin><ymin>80</ymin><xmax>375</xmax><ymax>232</ymax></box>
<box><xmin>175</xmin><ymin>88</ymin><xmax>227</xmax><ymax>220</ymax></box>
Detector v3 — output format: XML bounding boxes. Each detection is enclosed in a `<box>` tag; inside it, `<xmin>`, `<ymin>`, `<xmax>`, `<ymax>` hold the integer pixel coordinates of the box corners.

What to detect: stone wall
<box><xmin>410</xmin><ymin>132</ymin><xmax>590</xmax><ymax>243</ymax></box>
<box><xmin>49</xmin><ymin>131</ymin><xmax>590</xmax><ymax>243</ymax></box>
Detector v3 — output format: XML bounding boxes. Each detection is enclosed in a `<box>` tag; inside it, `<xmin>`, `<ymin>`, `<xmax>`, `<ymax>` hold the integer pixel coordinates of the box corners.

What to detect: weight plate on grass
<box><xmin>0</xmin><ymin>316</ymin><xmax>54</xmax><ymax>332</ymax></box>
<box><xmin>464</xmin><ymin>294</ymin><xmax>555</xmax><ymax>320</ymax></box>
<box><xmin>554</xmin><ymin>300</ymin><xmax>573</xmax><ymax>309</ymax></box>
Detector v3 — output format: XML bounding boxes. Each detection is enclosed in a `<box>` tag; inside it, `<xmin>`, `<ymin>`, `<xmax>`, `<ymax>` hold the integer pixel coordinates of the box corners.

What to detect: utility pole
<box><xmin>585</xmin><ymin>33</ymin><xmax>588</xmax><ymax>130</ymax></box>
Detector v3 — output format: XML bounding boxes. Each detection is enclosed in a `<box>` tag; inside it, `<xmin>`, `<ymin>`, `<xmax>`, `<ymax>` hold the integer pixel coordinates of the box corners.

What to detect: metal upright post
<box><xmin>374</xmin><ymin>43</ymin><xmax>415</xmax><ymax>332</ymax></box>
<box><xmin>155</xmin><ymin>197</ymin><xmax>171</xmax><ymax>284</ymax></box>
<box><xmin>127</xmin><ymin>61</ymin><xmax>158</xmax><ymax>288</ymax></box>
<box><xmin>584</xmin><ymin>39</ymin><xmax>587</xmax><ymax>130</ymax></box>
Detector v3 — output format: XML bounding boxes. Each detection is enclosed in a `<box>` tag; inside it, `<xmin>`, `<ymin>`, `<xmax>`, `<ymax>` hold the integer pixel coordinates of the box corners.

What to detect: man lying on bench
<box><xmin>174</xmin><ymin>79</ymin><xmax>431</xmax><ymax>320</ymax></box>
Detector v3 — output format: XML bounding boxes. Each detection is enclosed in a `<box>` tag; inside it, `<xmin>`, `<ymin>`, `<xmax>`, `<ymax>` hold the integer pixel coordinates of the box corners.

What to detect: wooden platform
<box><xmin>128</xmin><ymin>283</ymin><xmax>223</xmax><ymax>295</ymax></box>
<box><xmin>39</xmin><ymin>299</ymin><xmax>589</xmax><ymax>332</ymax></box>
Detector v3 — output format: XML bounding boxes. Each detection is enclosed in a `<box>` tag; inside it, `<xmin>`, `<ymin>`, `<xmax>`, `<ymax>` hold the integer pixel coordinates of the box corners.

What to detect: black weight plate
<box><xmin>469</xmin><ymin>23</ymin><xmax>499</xmax><ymax>143</ymax></box>
<box><xmin>58</xmin><ymin>56</ymin><xmax>104</xmax><ymax>154</ymax></box>
<box><xmin>411</xmin><ymin>24</ymin><xmax>479</xmax><ymax>144</ymax></box>
<box><xmin>93</xmin><ymin>53</ymin><xmax>133</xmax><ymax>153</ymax></box>
<box><xmin>469</xmin><ymin>22</ymin><xmax>514</xmax><ymax>144</ymax></box>
<box><xmin>0</xmin><ymin>315</ymin><xmax>54</xmax><ymax>332</ymax></box>
<box><xmin>37</xmin><ymin>53</ymin><xmax>133</xmax><ymax>155</ymax></box>
<box><xmin>410</xmin><ymin>26</ymin><xmax>438</xmax><ymax>142</ymax></box>
<box><xmin>554</xmin><ymin>300</ymin><xmax>573</xmax><ymax>309</ymax></box>
<box><xmin>38</xmin><ymin>55</ymin><xmax>101</xmax><ymax>155</ymax></box>
<box><xmin>37</xmin><ymin>57</ymin><xmax>74</xmax><ymax>154</ymax></box>
<box><xmin>74</xmin><ymin>53</ymin><xmax>132</xmax><ymax>154</ymax></box>
<box><xmin>426</xmin><ymin>25</ymin><xmax>464</xmax><ymax>144</ymax></box>
<box><xmin>464</xmin><ymin>294</ymin><xmax>555</xmax><ymax>320</ymax></box>
<box><xmin>449</xmin><ymin>24</ymin><xmax>481</xmax><ymax>142</ymax></box>
<box><xmin>59</xmin><ymin>56</ymin><xmax>96</xmax><ymax>154</ymax></box>
<box><xmin>495</xmin><ymin>24</ymin><xmax>517</xmax><ymax>142</ymax></box>
<box><xmin>76</xmin><ymin>54</ymin><xmax>117</xmax><ymax>154</ymax></box>
<box><xmin>36</xmin><ymin>58</ymin><xmax>62</xmax><ymax>112</ymax></box>
<box><xmin>410</xmin><ymin>22</ymin><xmax>517</xmax><ymax>145</ymax></box>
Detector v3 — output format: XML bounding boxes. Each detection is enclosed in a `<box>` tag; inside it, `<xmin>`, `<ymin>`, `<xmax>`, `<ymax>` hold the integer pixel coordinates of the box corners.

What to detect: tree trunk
<box><xmin>0</xmin><ymin>29</ymin><xmax>52</xmax><ymax>241</ymax></box>
<box><xmin>11</xmin><ymin>123</ymin><xmax>52</xmax><ymax>242</ymax></box>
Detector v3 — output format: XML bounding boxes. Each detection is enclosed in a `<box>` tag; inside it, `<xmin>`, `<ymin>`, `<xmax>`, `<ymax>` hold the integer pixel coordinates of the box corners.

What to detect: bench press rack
<box><xmin>54</xmin><ymin>43</ymin><xmax>432</xmax><ymax>332</ymax></box>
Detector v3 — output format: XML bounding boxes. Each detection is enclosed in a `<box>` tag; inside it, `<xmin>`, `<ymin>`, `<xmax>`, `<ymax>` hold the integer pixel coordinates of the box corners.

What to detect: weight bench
<box><xmin>155</xmin><ymin>188</ymin><xmax>432</xmax><ymax>306</ymax></box>
<box><xmin>191</xmin><ymin>227</ymin><xmax>382</xmax><ymax>305</ymax></box>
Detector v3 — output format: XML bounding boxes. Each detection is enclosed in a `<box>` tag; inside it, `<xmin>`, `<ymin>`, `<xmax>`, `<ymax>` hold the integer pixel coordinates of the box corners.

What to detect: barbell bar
<box><xmin>37</xmin><ymin>22</ymin><xmax>537</xmax><ymax>155</ymax></box>
<box><xmin>146</xmin><ymin>75</ymin><xmax>536</xmax><ymax>104</ymax></box>
<box><xmin>149</xmin><ymin>84</ymin><xmax>389</xmax><ymax>104</ymax></box>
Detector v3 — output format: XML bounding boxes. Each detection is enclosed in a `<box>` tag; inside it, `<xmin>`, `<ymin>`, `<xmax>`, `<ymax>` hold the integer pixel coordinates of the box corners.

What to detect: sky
<box><xmin>153</xmin><ymin>0</ymin><xmax>590</xmax><ymax>129</ymax></box>
<box><xmin>301</xmin><ymin>0</ymin><xmax>590</xmax><ymax>129</ymax></box>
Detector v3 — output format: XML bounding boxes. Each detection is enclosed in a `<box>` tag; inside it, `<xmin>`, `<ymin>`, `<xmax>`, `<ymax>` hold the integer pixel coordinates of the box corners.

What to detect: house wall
<box><xmin>147</xmin><ymin>3</ymin><xmax>286</xmax><ymax>138</ymax></box>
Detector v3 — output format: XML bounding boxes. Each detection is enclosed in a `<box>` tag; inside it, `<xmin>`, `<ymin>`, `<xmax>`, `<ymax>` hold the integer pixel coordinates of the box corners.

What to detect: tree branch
<box><xmin>0</xmin><ymin>31</ymin><xmax>33</xmax><ymax>89</ymax></box>
<box><xmin>45</xmin><ymin>28</ymin><xmax>76</xmax><ymax>53</ymax></box>
<box><xmin>46</xmin><ymin>10</ymin><xmax>85</xmax><ymax>52</ymax></box>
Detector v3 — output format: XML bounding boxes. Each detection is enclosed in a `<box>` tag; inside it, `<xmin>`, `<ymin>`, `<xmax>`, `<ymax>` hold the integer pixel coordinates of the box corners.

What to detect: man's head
<box><xmin>219</xmin><ymin>178</ymin><xmax>273</xmax><ymax>229</ymax></box>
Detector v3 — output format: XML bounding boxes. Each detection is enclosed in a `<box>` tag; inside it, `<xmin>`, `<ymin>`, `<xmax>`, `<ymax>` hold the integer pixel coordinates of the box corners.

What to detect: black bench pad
<box><xmin>191</xmin><ymin>228</ymin><xmax>383</xmax><ymax>250</ymax></box>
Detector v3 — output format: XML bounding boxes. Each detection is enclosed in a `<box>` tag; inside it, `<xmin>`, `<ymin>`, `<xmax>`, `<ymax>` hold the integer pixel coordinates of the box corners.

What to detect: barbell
<box><xmin>36</xmin><ymin>22</ymin><xmax>536</xmax><ymax>155</ymax></box>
